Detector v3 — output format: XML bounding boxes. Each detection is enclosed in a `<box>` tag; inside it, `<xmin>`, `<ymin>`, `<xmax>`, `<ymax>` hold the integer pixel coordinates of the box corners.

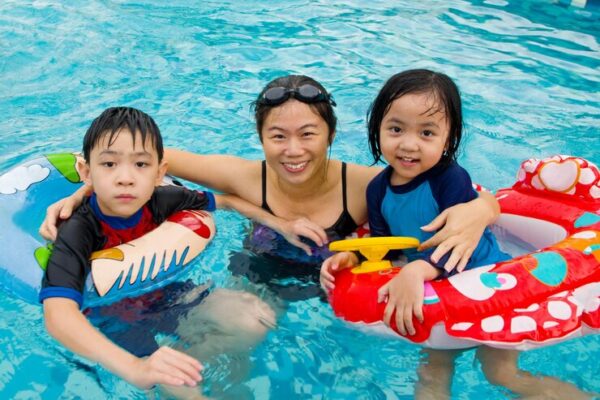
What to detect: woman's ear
<box><xmin>328</xmin><ymin>130</ymin><xmax>336</xmax><ymax>146</ymax></box>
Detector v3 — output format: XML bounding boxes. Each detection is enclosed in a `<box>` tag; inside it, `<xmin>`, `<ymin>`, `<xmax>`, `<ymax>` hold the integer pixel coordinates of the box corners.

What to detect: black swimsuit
<box><xmin>227</xmin><ymin>161</ymin><xmax>359</xmax><ymax>302</ymax></box>
<box><xmin>260</xmin><ymin>160</ymin><xmax>358</xmax><ymax>240</ymax></box>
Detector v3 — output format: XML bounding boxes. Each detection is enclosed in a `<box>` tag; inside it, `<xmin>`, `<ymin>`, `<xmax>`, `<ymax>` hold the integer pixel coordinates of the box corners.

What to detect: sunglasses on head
<box><xmin>259</xmin><ymin>84</ymin><xmax>336</xmax><ymax>107</ymax></box>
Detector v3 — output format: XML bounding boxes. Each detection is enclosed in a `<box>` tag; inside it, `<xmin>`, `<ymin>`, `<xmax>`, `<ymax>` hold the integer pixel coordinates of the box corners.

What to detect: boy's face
<box><xmin>79</xmin><ymin>129</ymin><xmax>167</xmax><ymax>218</ymax></box>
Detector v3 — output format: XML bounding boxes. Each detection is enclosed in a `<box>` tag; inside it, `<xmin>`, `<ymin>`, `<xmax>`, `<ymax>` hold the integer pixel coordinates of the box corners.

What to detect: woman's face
<box><xmin>261</xmin><ymin>99</ymin><xmax>332</xmax><ymax>186</ymax></box>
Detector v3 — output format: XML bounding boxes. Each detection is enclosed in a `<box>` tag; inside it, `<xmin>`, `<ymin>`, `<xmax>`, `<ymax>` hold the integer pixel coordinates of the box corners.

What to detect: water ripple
<box><xmin>0</xmin><ymin>0</ymin><xmax>598</xmax><ymax>398</ymax></box>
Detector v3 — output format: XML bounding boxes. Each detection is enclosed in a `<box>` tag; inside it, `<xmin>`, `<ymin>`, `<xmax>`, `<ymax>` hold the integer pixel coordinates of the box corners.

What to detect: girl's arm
<box><xmin>377</xmin><ymin>260</ymin><xmax>442</xmax><ymax>336</ymax></box>
<box><xmin>320</xmin><ymin>251</ymin><xmax>360</xmax><ymax>291</ymax></box>
<box><xmin>43</xmin><ymin>298</ymin><xmax>202</xmax><ymax>389</ymax></box>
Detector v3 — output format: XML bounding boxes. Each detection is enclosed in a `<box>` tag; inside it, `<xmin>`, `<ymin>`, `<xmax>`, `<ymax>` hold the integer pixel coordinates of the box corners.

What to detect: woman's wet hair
<box><xmin>253</xmin><ymin>75</ymin><xmax>337</xmax><ymax>144</ymax></box>
<box><xmin>367</xmin><ymin>69</ymin><xmax>463</xmax><ymax>166</ymax></box>
<box><xmin>82</xmin><ymin>106</ymin><xmax>163</xmax><ymax>162</ymax></box>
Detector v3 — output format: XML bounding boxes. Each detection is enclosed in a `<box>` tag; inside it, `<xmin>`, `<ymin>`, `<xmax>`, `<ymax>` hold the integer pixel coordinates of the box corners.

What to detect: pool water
<box><xmin>1</xmin><ymin>0</ymin><xmax>599</xmax><ymax>398</ymax></box>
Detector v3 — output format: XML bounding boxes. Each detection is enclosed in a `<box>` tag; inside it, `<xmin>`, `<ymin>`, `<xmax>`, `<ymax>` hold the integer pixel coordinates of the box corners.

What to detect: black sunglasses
<box><xmin>259</xmin><ymin>84</ymin><xmax>336</xmax><ymax>107</ymax></box>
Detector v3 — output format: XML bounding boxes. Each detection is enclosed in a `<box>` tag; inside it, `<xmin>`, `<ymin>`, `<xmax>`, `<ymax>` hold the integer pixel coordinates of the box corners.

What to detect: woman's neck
<box><xmin>269</xmin><ymin>159</ymin><xmax>336</xmax><ymax>203</ymax></box>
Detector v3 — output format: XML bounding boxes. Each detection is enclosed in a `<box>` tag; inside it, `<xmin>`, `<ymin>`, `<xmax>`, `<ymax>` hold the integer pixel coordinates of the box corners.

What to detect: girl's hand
<box><xmin>277</xmin><ymin>217</ymin><xmax>329</xmax><ymax>256</ymax></box>
<box><xmin>377</xmin><ymin>262</ymin><xmax>428</xmax><ymax>336</ymax></box>
<box><xmin>128</xmin><ymin>346</ymin><xmax>203</xmax><ymax>389</ymax></box>
<box><xmin>419</xmin><ymin>193</ymin><xmax>498</xmax><ymax>273</ymax></box>
<box><xmin>320</xmin><ymin>251</ymin><xmax>359</xmax><ymax>291</ymax></box>
<box><xmin>39</xmin><ymin>184</ymin><xmax>92</xmax><ymax>241</ymax></box>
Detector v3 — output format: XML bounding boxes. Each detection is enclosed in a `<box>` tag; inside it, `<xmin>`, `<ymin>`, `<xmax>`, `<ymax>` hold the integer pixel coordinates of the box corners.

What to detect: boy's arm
<box><xmin>216</xmin><ymin>194</ymin><xmax>328</xmax><ymax>255</ymax></box>
<box><xmin>150</xmin><ymin>186</ymin><xmax>217</xmax><ymax>219</ymax></box>
<box><xmin>43</xmin><ymin>298</ymin><xmax>202</xmax><ymax>389</ymax></box>
<box><xmin>41</xmin><ymin>213</ymin><xmax>202</xmax><ymax>389</ymax></box>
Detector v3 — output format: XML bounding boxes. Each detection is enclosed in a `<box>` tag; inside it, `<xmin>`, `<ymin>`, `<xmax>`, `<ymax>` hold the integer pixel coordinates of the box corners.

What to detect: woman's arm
<box><xmin>344</xmin><ymin>163</ymin><xmax>383</xmax><ymax>225</ymax></box>
<box><xmin>216</xmin><ymin>194</ymin><xmax>328</xmax><ymax>255</ymax></box>
<box><xmin>164</xmin><ymin>149</ymin><xmax>258</xmax><ymax>196</ymax></box>
<box><xmin>39</xmin><ymin>148</ymin><xmax>261</xmax><ymax>241</ymax></box>
<box><xmin>39</xmin><ymin>184</ymin><xmax>92</xmax><ymax>241</ymax></box>
<box><xmin>43</xmin><ymin>298</ymin><xmax>202</xmax><ymax>389</ymax></box>
<box><xmin>418</xmin><ymin>190</ymin><xmax>500</xmax><ymax>272</ymax></box>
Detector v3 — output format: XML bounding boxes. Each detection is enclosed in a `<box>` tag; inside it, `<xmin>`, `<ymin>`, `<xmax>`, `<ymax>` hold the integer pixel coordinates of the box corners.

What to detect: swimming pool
<box><xmin>1</xmin><ymin>0</ymin><xmax>598</xmax><ymax>398</ymax></box>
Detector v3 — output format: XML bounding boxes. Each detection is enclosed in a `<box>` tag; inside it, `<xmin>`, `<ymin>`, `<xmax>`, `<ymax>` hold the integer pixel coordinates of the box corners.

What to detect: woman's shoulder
<box><xmin>334</xmin><ymin>160</ymin><xmax>384</xmax><ymax>225</ymax></box>
<box><xmin>342</xmin><ymin>161</ymin><xmax>382</xmax><ymax>185</ymax></box>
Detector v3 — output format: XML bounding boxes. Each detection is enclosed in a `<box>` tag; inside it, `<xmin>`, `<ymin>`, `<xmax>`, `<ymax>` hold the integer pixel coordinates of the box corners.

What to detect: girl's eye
<box><xmin>391</xmin><ymin>126</ymin><xmax>402</xmax><ymax>134</ymax></box>
<box><xmin>422</xmin><ymin>130</ymin><xmax>434</xmax><ymax>137</ymax></box>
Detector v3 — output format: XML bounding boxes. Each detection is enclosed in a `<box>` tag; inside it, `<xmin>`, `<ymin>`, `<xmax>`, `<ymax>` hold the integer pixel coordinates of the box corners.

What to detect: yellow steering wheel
<box><xmin>329</xmin><ymin>236</ymin><xmax>420</xmax><ymax>274</ymax></box>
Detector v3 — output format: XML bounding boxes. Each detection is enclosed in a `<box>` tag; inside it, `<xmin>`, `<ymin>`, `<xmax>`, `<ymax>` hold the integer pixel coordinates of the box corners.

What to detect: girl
<box><xmin>321</xmin><ymin>69</ymin><xmax>589</xmax><ymax>399</ymax></box>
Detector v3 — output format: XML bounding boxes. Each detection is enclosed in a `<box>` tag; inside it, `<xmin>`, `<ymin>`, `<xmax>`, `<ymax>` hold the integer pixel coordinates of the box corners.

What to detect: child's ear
<box><xmin>156</xmin><ymin>160</ymin><xmax>168</xmax><ymax>185</ymax></box>
<box><xmin>77</xmin><ymin>159</ymin><xmax>92</xmax><ymax>186</ymax></box>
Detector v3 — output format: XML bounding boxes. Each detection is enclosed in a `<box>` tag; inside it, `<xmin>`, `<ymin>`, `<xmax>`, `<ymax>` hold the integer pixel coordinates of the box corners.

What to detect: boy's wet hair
<box><xmin>367</xmin><ymin>69</ymin><xmax>463</xmax><ymax>166</ymax></box>
<box><xmin>82</xmin><ymin>107</ymin><xmax>163</xmax><ymax>162</ymax></box>
<box><xmin>253</xmin><ymin>75</ymin><xmax>337</xmax><ymax>145</ymax></box>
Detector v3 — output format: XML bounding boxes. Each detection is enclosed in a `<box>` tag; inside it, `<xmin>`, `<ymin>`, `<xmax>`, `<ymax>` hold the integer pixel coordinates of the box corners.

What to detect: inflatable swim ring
<box><xmin>328</xmin><ymin>155</ymin><xmax>600</xmax><ymax>350</ymax></box>
<box><xmin>0</xmin><ymin>153</ymin><xmax>215</xmax><ymax>307</ymax></box>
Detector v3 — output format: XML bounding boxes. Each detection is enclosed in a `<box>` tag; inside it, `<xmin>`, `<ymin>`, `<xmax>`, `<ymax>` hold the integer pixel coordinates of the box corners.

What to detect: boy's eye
<box><xmin>102</xmin><ymin>161</ymin><xmax>115</xmax><ymax>168</ymax></box>
<box><xmin>136</xmin><ymin>162</ymin><xmax>149</xmax><ymax>168</ymax></box>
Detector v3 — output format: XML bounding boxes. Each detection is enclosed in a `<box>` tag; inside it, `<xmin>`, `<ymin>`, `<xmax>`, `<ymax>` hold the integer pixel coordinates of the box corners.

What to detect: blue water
<box><xmin>1</xmin><ymin>0</ymin><xmax>599</xmax><ymax>398</ymax></box>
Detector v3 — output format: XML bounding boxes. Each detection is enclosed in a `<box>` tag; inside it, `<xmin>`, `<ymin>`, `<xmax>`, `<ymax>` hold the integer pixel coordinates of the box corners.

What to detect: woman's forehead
<box><xmin>264</xmin><ymin>100</ymin><xmax>326</xmax><ymax>126</ymax></box>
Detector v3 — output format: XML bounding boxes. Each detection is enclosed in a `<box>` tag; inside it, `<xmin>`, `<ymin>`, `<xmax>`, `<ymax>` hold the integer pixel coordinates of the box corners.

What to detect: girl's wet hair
<box><xmin>82</xmin><ymin>107</ymin><xmax>164</xmax><ymax>162</ymax></box>
<box><xmin>367</xmin><ymin>69</ymin><xmax>463</xmax><ymax>166</ymax></box>
<box><xmin>253</xmin><ymin>75</ymin><xmax>337</xmax><ymax>144</ymax></box>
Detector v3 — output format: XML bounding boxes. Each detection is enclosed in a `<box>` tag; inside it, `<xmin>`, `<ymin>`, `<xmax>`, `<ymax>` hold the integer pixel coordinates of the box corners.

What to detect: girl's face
<box><xmin>261</xmin><ymin>99</ymin><xmax>332</xmax><ymax>186</ymax></box>
<box><xmin>379</xmin><ymin>92</ymin><xmax>450</xmax><ymax>185</ymax></box>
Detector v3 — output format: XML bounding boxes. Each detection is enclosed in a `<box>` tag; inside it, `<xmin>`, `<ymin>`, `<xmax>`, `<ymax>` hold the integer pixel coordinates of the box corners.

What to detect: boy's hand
<box><xmin>129</xmin><ymin>346</ymin><xmax>203</xmax><ymax>389</ymax></box>
<box><xmin>320</xmin><ymin>251</ymin><xmax>359</xmax><ymax>291</ymax></box>
<box><xmin>39</xmin><ymin>184</ymin><xmax>91</xmax><ymax>241</ymax></box>
<box><xmin>377</xmin><ymin>261</ymin><xmax>428</xmax><ymax>336</ymax></box>
<box><xmin>278</xmin><ymin>217</ymin><xmax>328</xmax><ymax>256</ymax></box>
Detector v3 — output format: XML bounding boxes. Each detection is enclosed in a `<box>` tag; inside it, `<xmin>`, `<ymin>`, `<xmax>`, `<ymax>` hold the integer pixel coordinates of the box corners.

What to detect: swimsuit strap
<box><xmin>341</xmin><ymin>162</ymin><xmax>348</xmax><ymax>212</ymax></box>
<box><xmin>261</xmin><ymin>160</ymin><xmax>273</xmax><ymax>213</ymax></box>
<box><xmin>262</xmin><ymin>160</ymin><xmax>349</xmax><ymax>217</ymax></box>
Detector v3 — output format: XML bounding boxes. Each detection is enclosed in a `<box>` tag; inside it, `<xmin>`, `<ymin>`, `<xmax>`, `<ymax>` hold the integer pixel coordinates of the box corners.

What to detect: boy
<box><xmin>39</xmin><ymin>107</ymin><xmax>275</xmax><ymax>390</ymax></box>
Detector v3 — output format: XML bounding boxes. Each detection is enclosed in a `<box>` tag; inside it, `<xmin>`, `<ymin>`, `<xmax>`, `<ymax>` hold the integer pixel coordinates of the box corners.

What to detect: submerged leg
<box><xmin>160</xmin><ymin>288</ymin><xmax>276</xmax><ymax>399</ymax></box>
<box><xmin>415</xmin><ymin>348</ymin><xmax>462</xmax><ymax>400</ymax></box>
<box><xmin>477</xmin><ymin>346</ymin><xmax>593</xmax><ymax>399</ymax></box>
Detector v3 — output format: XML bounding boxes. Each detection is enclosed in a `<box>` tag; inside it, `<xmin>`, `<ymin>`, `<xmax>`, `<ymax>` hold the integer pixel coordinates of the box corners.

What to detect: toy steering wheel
<box><xmin>329</xmin><ymin>236</ymin><xmax>420</xmax><ymax>274</ymax></box>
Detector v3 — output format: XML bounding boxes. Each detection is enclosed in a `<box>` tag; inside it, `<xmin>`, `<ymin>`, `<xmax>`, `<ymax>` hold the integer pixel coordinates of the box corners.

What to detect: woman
<box><xmin>40</xmin><ymin>75</ymin><xmax>499</xmax><ymax>299</ymax></box>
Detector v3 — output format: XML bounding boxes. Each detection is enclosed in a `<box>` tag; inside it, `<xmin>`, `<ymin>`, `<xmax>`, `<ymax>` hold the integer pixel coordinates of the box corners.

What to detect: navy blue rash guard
<box><xmin>367</xmin><ymin>161</ymin><xmax>509</xmax><ymax>276</ymax></box>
